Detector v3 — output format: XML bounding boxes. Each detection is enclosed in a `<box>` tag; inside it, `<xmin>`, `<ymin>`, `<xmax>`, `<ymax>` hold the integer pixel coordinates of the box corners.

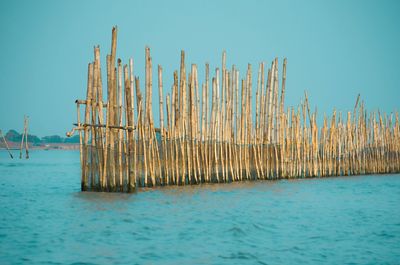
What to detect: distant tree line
<box><xmin>3</xmin><ymin>130</ymin><xmax>80</xmax><ymax>144</ymax></box>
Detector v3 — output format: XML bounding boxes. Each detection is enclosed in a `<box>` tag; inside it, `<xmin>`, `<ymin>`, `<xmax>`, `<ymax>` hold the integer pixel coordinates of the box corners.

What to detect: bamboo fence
<box><xmin>68</xmin><ymin>27</ymin><xmax>400</xmax><ymax>192</ymax></box>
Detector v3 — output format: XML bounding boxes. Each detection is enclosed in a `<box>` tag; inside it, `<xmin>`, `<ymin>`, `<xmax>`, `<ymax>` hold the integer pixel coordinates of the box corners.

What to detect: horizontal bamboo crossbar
<box><xmin>72</xmin><ymin>123</ymin><xmax>135</xmax><ymax>131</ymax></box>
<box><xmin>71</xmin><ymin>123</ymin><xmax>161</xmax><ymax>133</ymax></box>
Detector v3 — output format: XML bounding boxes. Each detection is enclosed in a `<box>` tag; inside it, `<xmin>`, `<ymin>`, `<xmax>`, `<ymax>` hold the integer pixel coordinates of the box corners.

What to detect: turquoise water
<box><xmin>0</xmin><ymin>150</ymin><xmax>399</xmax><ymax>264</ymax></box>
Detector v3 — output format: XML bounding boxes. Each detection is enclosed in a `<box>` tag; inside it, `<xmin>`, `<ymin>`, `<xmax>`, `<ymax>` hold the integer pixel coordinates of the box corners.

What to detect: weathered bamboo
<box><xmin>124</xmin><ymin>64</ymin><xmax>134</xmax><ymax>190</ymax></box>
<box><xmin>82</xmin><ymin>63</ymin><xmax>93</xmax><ymax>190</ymax></box>
<box><xmin>77</xmin><ymin>102</ymin><xmax>83</xmax><ymax>178</ymax></box>
<box><xmin>129</xmin><ymin>58</ymin><xmax>136</xmax><ymax>188</ymax></box>
<box><xmin>171</xmin><ymin>81</ymin><xmax>178</xmax><ymax>184</ymax></box>
<box><xmin>94</xmin><ymin>46</ymin><xmax>105</xmax><ymax>187</ymax></box>
<box><xmin>158</xmin><ymin>65</ymin><xmax>168</xmax><ymax>184</ymax></box>
<box><xmin>19</xmin><ymin>117</ymin><xmax>25</xmax><ymax>159</ymax></box>
<box><xmin>166</xmin><ymin>93</ymin><xmax>171</xmax><ymax>184</ymax></box>
<box><xmin>0</xmin><ymin>130</ymin><xmax>13</xmax><ymax>158</ymax></box>
<box><xmin>205</xmin><ymin>63</ymin><xmax>210</xmax><ymax>182</ymax></box>
<box><xmin>180</xmin><ymin>51</ymin><xmax>187</xmax><ymax>185</ymax></box>
<box><xmin>233</xmin><ymin>67</ymin><xmax>239</xmax><ymax>181</ymax></box>
<box><xmin>24</xmin><ymin>116</ymin><xmax>29</xmax><ymax>159</ymax></box>
<box><xmin>69</xmin><ymin>28</ymin><xmax>400</xmax><ymax>192</ymax></box>
<box><xmin>117</xmin><ymin>59</ymin><xmax>124</xmax><ymax>190</ymax></box>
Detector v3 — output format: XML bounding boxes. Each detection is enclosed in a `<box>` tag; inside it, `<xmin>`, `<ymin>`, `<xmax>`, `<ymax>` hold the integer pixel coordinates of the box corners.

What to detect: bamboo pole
<box><xmin>246</xmin><ymin>64</ymin><xmax>252</xmax><ymax>179</ymax></box>
<box><xmin>158</xmin><ymin>65</ymin><xmax>167</xmax><ymax>185</ymax></box>
<box><xmin>83</xmin><ymin>63</ymin><xmax>93</xmax><ymax>190</ymax></box>
<box><xmin>135</xmin><ymin>77</ymin><xmax>144</xmax><ymax>186</ymax></box>
<box><xmin>204</xmin><ymin>64</ymin><xmax>210</xmax><ymax>182</ymax></box>
<box><xmin>24</xmin><ymin>116</ymin><xmax>29</xmax><ymax>159</ymax></box>
<box><xmin>239</xmin><ymin>78</ymin><xmax>245</xmax><ymax>180</ymax></box>
<box><xmin>19</xmin><ymin>117</ymin><xmax>25</xmax><ymax>159</ymax></box>
<box><xmin>0</xmin><ymin>130</ymin><xmax>13</xmax><ymax>158</ymax></box>
<box><xmin>194</xmin><ymin>65</ymin><xmax>201</xmax><ymax>182</ymax></box>
<box><xmin>212</xmin><ymin>77</ymin><xmax>219</xmax><ymax>182</ymax></box>
<box><xmin>171</xmin><ymin>82</ymin><xmax>177</xmax><ymax>184</ymax></box>
<box><xmin>117</xmin><ymin>59</ymin><xmax>124</xmax><ymax>190</ymax></box>
<box><xmin>179</xmin><ymin>51</ymin><xmax>187</xmax><ymax>185</ymax></box>
<box><xmin>124</xmin><ymin>64</ymin><xmax>134</xmax><ymax>191</ymax></box>
<box><xmin>91</xmin><ymin>59</ymin><xmax>99</xmax><ymax>187</ymax></box>
<box><xmin>77</xmin><ymin>102</ymin><xmax>83</xmax><ymax>177</ymax></box>
<box><xmin>94</xmin><ymin>46</ymin><xmax>105</xmax><ymax>188</ymax></box>
<box><xmin>189</xmin><ymin>67</ymin><xmax>195</xmax><ymax>183</ymax></box>
<box><xmin>129</xmin><ymin>58</ymin><xmax>136</xmax><ymax>188</ymax></box>
<box><xmin>166</xmin><ymin>93</ymin><xmax>171</xmax><ymax>184</ymax></box>
<box><xmin>233</xmin><ymin>67</ymin><xmax>239</xmax><ymax>181</ymax></box>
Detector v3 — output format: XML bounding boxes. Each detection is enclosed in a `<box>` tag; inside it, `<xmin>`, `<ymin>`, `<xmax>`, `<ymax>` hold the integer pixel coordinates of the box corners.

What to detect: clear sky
<box><xmin>0</xmin><ymin>0</ymin><xmax>399</xmax><ymax>137</ymax></box>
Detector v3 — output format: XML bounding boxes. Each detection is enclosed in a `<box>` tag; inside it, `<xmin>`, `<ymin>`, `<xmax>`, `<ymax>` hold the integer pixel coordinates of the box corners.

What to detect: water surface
<box><xmin>0</xmin><ymin>150</ymin><xmax>399</xmax><ymax>264</ymax></box>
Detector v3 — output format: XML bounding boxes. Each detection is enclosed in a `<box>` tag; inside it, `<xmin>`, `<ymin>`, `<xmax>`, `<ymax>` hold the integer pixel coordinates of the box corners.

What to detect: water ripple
<box><xmin>0</xmin><ymin>150</ymin><xmax>400</xmax><ymax>264</ymax></box>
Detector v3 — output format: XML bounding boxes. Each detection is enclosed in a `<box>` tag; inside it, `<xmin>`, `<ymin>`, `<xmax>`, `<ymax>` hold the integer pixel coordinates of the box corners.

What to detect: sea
<box><xmin>0</xmin><ymin>150</ymin><xmax>399</xmax><ymax>264</ymax></box>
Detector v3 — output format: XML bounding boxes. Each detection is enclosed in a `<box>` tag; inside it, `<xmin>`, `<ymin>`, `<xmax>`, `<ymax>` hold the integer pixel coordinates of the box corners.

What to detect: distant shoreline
<box><xmin>0</xmin><ymin>142</ymin><xmax>79</xmax><ymax>150</ymax></box>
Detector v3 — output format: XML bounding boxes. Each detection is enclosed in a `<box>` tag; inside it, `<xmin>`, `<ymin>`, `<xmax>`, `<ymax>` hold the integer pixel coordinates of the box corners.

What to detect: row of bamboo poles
<box><xmin>69</xmin><ymin>27</ymin><xmax>400</xmax><ymax>192</ymax></box>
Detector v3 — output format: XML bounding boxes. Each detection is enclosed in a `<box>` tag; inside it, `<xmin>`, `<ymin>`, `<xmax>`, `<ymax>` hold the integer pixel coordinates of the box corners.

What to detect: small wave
<box><xmin>373</xmin><ymin>231</ymin><xmax>395</xmax><ymax>239</ymax></box>
<box><xmin>220</xmin><ymin>251</ymin><xmax>257</xmax><ymax>260</ymax></box>
<box><xmin>252</xmin><ymin>222</ymin><xmax>266</xmax><ymax>231</ymax></box>
<box><xmin>122</xmin><ymin>218</ymin><xmax>134</xmax><ymax>223</ymax></box>
<box><xmin>70</xmin><ymin>263</ymin><xmax>98</xmax><ymax>265</ymax></box>
<box><xmin>227</xmin><ymin>226</ymin><xmax>246</xmax><ymax>237</ymax></box>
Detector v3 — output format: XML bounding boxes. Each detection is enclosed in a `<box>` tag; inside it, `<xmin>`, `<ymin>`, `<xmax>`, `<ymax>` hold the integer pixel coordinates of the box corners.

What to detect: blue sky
<box><xmin>0</xmin><ymin>0</ymin><xmax>399</xmax><ymax>136</ymax></box>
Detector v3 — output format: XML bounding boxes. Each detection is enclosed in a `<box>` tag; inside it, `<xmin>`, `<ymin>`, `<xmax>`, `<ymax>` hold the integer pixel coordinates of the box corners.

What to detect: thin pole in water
<box><xmin>0</xmin><ymin>130</ymin><xmax>13</xmax><ymax>158</ymax></box>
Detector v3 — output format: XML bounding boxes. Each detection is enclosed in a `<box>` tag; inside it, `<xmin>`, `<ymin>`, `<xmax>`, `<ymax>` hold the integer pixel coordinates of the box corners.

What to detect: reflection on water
<box><xmin>0</xmin><ymin>150</ymin><xmax>399</xmax><ymax>264</ymax></box>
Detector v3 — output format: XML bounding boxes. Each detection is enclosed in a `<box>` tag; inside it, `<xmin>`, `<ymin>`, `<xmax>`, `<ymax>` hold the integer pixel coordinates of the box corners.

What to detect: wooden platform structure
<box><xmin>68</xmin><ymin>27</ymin><xmax>400</xmax><ymax>192</ymax></box>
